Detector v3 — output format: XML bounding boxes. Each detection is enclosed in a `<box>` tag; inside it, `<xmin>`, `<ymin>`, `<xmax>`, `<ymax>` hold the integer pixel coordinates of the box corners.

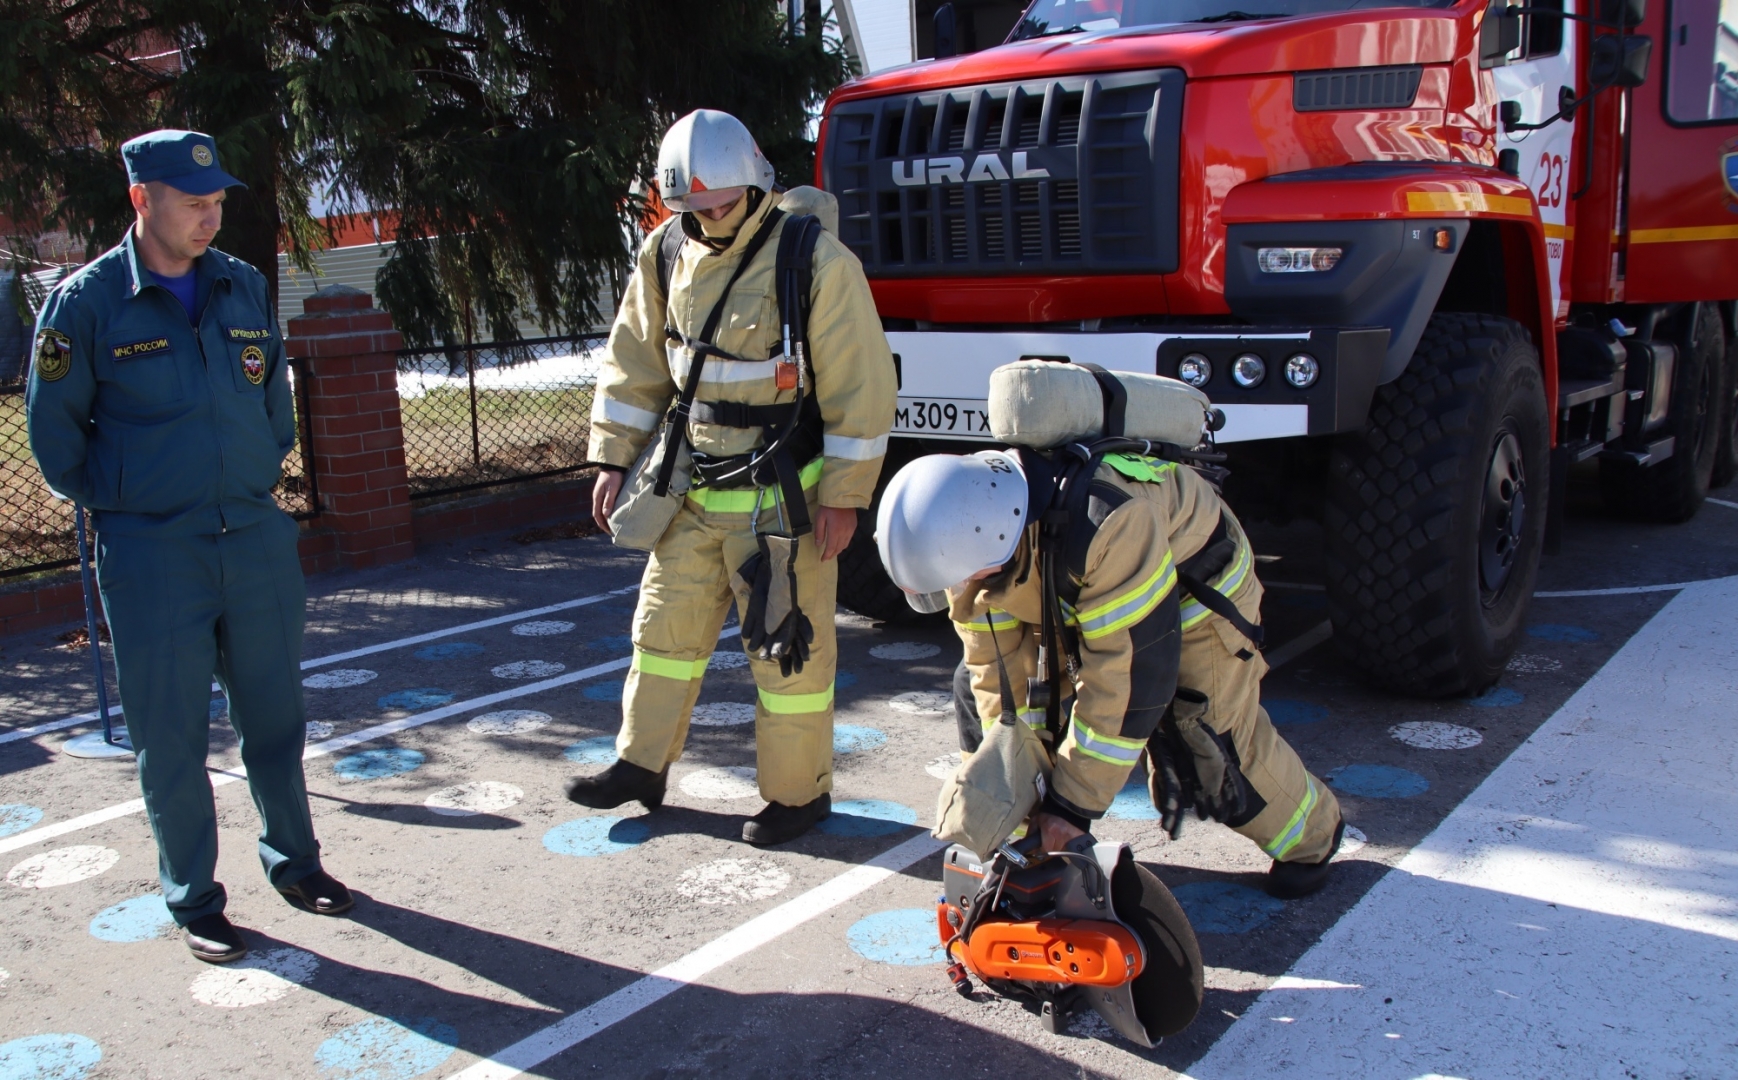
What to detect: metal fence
<box><xmin>0</xmin><ymin>367</ymin><xmax>318</xmax><ymax>580</ymax></box>
<box><xmin>397</xmin><ymin>334</ymin><xmax>604</xmax><ymax>499</ymax></box>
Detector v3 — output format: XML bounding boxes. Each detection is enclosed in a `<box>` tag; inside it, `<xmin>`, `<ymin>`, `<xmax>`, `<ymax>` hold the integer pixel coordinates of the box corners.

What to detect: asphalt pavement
<box><xmin>0</xmin><ymin>471</ymin><xmax>1733</xmax><ymax>1080</ymax></box>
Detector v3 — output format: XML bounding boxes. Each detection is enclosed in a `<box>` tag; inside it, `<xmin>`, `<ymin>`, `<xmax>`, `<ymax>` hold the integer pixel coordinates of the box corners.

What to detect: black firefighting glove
<box><xmin>1149</xmin><ymin>688</ymin><xmax>1248</xmax><ymax>838</ymax></box>
<box><xmin>731</xmin><ymin>533</ymin><xmax>815</xmax><ymax>677</ymax></box>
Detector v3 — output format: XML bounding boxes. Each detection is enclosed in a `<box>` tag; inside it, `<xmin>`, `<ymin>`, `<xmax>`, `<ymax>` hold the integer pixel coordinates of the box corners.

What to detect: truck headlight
<box><xmin>1257</xmin><ymin>246</ymin><xmax>1343</xmax><ymax>273</ymax></box>
<box><xmin>1231</xmin><ymin>353</ymin><xmax>1267</xmax><ymax>388</ymax></box>
<box><xmin>1284</xmin><ymin>353</ymin><xmax>1320</xmax><ymax>388</ymax></box>
<box><xmin>1176</xmin><ymin>353</ymin><xmax>1212</xmax><ymax>387</ymax></box>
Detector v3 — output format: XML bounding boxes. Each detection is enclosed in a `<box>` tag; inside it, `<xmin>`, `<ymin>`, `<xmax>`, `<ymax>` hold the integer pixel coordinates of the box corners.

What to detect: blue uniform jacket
<box><xmin>26</xmin><ymin>230</ymin><xmax>296</xmax><ymax>537</ymax></box>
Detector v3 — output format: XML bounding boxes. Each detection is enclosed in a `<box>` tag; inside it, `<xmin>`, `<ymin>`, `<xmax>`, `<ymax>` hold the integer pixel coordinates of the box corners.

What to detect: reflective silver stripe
<box><xmin>1181</xmin><ymin>540</ymin><xmax>1254</xmax><ymax>629</ymax></box>
<box><xmin>1072</xmin><ymin>554</ymin><xmax>1178</xmax><ymax>640</ymax></box>
<box><xmin>957</xmin><ymin>608</ymin><xmax>1019</xmax><ymax>634</ymax></box>
<box><xmin>1066</xmin><ymin>717</ymin><xmax>1146</xmax><ymax>766</ymax></box>
<box><xmin>592</xmin><ymin>395</ymin><xmax>660</xmax><ymax>432</ymax></box>
<box><xmin>823</xmin><ymin>432</ymin><xmax>889</xmax><ymax>461</ymax></box>
<box><xmin>666</xmin><ymin>344</ymin><xmax>783</xmax><ymax>385</ymax></box>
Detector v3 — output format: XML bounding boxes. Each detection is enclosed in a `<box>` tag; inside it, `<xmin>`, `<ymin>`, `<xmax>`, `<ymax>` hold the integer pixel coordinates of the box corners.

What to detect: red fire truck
<box><xmin>819</xmin><ymin>0</ymin><xmax>1738</xmax><ymax>695</ymax></box>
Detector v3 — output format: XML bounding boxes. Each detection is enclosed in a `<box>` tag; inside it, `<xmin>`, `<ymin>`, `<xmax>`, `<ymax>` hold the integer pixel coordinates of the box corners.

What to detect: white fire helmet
<box><xmin>657</xmin><ymin>110</ymin><xmax>775</xmax><ymax>213</ymax></box>
<box><xmin>876</xmin><ymin>451</ymin><xmax>1028</xmax><ymax>612</ymax></box>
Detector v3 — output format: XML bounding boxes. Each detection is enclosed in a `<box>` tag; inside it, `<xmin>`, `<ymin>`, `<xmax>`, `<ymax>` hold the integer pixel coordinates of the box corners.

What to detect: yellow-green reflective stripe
<box><xmin>1075</xmin><ymin>555</ymin><xmax>1178</xmax><ymax>639</ymax></box>
<box><xmin>1264</xmin><ymin>776</ymin><xmax>1319</xmax><ymax>860</ymax></box>
<box><xmin>687</xmin><ymin>456</ymin><xmax>824</xmax><ymax>512</ymax></box>
<box><xmin>758</xmin><ymin>683</ymin><xmax>835</xmax><ymax>714</ymax></box>
<box><xmin>959</xmin><ymin>609</ymin><xmax>1019</xmax><ymax>633</ymax></box>
<box><xmin>1102</xmin><ymin>454</ymin><xmax>1178</xmax><ymax>485</ymax></box>
<box><xmin>634</xmin><ymin>649</ymin><xmax>708</xmax><ymax>681</ymax></box>
<box><xmin>1181</xmin><ymin>541</ymin><xmax>1254</xmax><ymax>630</ymax></box>
<box><xmin>981</xmin><ymin>708</ymin><xmax>1046</xmax><ymax>733</ymax></box>
<box><xmin>1066</xmin><ymin>716</ymin><xmax>1145</xmax><ymax>766</ymax></box>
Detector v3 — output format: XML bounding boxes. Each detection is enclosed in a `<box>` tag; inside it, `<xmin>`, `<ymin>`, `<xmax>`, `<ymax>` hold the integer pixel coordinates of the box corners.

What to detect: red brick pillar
<box><xmin>285</xmin><ymin>284</ymin><xmax>416</xmax><ymax>568</ymax></box>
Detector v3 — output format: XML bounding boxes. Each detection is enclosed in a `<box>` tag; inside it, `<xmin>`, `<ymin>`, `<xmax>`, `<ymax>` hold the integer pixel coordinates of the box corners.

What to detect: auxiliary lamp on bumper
<box><xmin>1256</xmin><ymin>246</ymin><xmax>1343</xmax><ymax>273</ymax></box>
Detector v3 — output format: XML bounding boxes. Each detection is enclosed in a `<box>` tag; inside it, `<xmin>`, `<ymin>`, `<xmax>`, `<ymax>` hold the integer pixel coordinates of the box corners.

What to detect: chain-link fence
<box><xmin>0</xmin><ymin>366</ymin><xmax>317</xmax><ymax>580</ymax></box>
<box><xmin>397</xmin><ymin>335</ymin><xmax>604</xmax><ymax>498</ymax></box>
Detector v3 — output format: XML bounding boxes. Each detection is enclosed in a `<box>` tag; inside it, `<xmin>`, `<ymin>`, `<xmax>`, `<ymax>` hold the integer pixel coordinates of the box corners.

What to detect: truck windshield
<box><xmin>1011</xmin><ymin>0</ymin><xmax>1454</xmax><ymax>38</ymax></box>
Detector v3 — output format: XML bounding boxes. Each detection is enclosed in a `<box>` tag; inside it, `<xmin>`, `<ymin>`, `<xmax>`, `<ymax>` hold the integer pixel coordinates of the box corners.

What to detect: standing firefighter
<box><xmin>877</xmin><ymin>362</ymin><xmax>1344</xmax><ymax>898</ymax></box>
<box><xmin>25</xmin><ymin>130</ymin><xmax>351</xmax><ymax>964</ymax></box>
<box><xmin>571</xmin><ymin>110</ymin><xmax>896</xmax><ymax>845</ymax></box>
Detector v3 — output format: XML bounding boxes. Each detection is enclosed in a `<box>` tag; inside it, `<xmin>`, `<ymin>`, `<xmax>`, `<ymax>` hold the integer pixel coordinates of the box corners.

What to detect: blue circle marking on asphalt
<box><xmin>562</xmin><ymin>736</ymin><xmax>617</xmax><ymax>767</ymax></box>
<box><xmin>1266</xmin><ymin>699</ymin><xmax>1329</xmax><ymax>726</ymax></box>
<box><xmin>413</xmin><ymin>641</ymin><xmax>485</xmax><ymax>661</ymax></box>
<box><xmin>834</xmin><ymin>725</ymin><xmax>888</xmax><ymax>755</ymax></box>
<box><xmin>1466</xmin><ymin>686</ymin><xmax>1525</xmax><ymax>708</ymax></box>
<box><xmin>0</xmin><ymin>1034</ymin><xmax>103</xmax><ymax>1080</ymax></box>
<box><xmin>88</xmin><ymin>894</ymin><xmax>175</xmax><ymax>943</ymax></box>
<box><xmin>846</xmin><ymin>908</ymin><xmax>945</xmax><ymax>966</ymax></box>
<box><xmin>334</xmin><ymin>748</ymin><xmax>426</xmax><ymax>781</ymax></box>
<box><xmin>1104</xmin><ymin>779</ymin><xmax>1160</xmax><ymax>821</ymax></box>
<box><xmin>1527</xmin><ymin>623</ymin><xmax>1600</xmax><ymax>643</ymax></box>
<box><xmin>312</xmin><ymin>1016</ymin><xmax>458</xmax><ymax>1080</ymax></box>
<box><xmin>543</xmin><ymin>816</ymin><xmax>651</xmax><ymax>857</ymax></box>
<box><xmin>377</xmin><ymin>688</ymin><xmax>456</xmax><ymax>712</ymax></box>
<box><xmin>1173</xmin><ymin>881</ymin><xmax>1286</xmax><ymax>935</ymax></box>
<box><xmin>583</xmin><ymin>681</ymin><xmax>625</xmax><ymax>703</ymax></box>
<box><xmin>816</xmin><ymin>799</ymin><xmax>917</xmax><ymax>838</ymax></box>
<box><xmin>0</xmin><ymin>804</ymin><xmax>44</xmax><ymax>839</ymax></box>
<box><xmin>1326</xmin><ymin>764</ymin><xmax>1430</xmax><ymax>799</ymax></box>
<box><xmin>835</xmin><ymin>670</ymin><xmax>858</xmax><ymax>690</ymax></box>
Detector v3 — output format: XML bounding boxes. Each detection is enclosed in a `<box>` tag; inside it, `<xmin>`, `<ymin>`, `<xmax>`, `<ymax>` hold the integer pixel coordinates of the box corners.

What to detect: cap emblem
<box><xmin>192</xmin><ymin>144</ymin><xmax>213</xmax><ymax>167</ymax></box>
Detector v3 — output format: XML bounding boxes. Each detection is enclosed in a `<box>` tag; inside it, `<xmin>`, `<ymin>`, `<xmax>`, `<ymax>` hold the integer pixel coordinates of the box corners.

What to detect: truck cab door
<box><xmin>1494</xmin><ymin>0</ymin><xmax>1578</xmax><ymax>320</ymax></box>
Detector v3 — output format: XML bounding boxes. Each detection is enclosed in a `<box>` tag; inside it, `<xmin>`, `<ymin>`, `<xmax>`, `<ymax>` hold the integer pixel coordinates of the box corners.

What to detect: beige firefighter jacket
<box><xmin>949</xmin><ymin>456</ymin><xmax>1260</xmax><ymax>817</ymax></box>
<box><xmin>587</xmin><ymin>190</ymin><xmax>896</xmax><ymax>510</ymax></box>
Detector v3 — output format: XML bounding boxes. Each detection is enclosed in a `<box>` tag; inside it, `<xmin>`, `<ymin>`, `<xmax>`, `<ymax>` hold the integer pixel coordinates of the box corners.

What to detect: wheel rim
<box><xmin>1479</xmin><ymin>427</ymin><xmax>1526</xmax><ymax>598</ymax></box>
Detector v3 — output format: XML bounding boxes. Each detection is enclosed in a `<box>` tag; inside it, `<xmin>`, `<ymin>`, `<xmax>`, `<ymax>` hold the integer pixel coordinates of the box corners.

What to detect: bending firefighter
<box><xmin>878</xmin><ymin>372</ymin><xmax>1343</xmax><ymax>897</ymax></box>
<box><xmin>570</xmin><ymin>110</ymin><xmax>896</xmax><ymax>845</ymax></box>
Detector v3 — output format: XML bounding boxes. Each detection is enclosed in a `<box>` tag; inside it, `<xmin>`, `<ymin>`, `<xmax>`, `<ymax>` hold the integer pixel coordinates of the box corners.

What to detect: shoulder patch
<box><xmin>34</xmin><ymin>329</ymin><xmax>72</xmax><ymax>382</ymax></box>
<box><xmin>111</xmin><ymin>337</ymin><xmax>171</xmax><ymax>361</ymax></box>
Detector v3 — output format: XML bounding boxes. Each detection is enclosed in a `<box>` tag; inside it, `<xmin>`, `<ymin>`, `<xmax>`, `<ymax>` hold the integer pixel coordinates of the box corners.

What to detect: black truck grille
<box><xmin>822</xmin><ymin>70</ymin><xmax>1184</xmax><ymax>278</ymax></box>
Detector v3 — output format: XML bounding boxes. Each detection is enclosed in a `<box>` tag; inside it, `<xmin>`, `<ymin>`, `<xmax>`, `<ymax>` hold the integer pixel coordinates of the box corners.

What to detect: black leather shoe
<box><xmin>277</xmin><ymin>868</ymin><xmax>355</xmax><ymax>915</ymax></box>
<box><xmin>743</xmin><ymin>793</ymin><xmax>831</xmax><ymax>846</ymax></box>
<box><xmin>1265</xmin><ymin>818</ymin><xmax>1346</xmax><ymax>900</ymax></box>
<box><xmin>564</xmin><ymin>760</ymin><xmax>667</xmax><ymax>811</ymax></box>
<box><xmin>184</xmin><ymin>913</ymin><xmax>246</xmax><ymax>964</ymax></box>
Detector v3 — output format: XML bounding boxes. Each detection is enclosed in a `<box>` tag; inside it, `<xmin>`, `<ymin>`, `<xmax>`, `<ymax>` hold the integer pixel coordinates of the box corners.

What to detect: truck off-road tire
<box><xmin>835</xmin><ymin>507</ymin><xmax>936</xmax><ymax>625</ymax></box>
<box><xmin>1325</xmin><ymin>313</ymin><xmax>1549</xmax><ymax>698</ymax></box>
<box><xmin>1710</xmin><ymin>327</ymin><xmax>1738</xmax><ymax>491</ymax></box>
<box><xmin>1601</xmin><ymin>303</ymin><xmax>1727</xmax><ymax>521</ymax></box>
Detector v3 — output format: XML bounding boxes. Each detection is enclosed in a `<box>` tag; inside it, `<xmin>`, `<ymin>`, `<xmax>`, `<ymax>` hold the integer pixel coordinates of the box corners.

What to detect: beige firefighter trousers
<box><xmin>615</xmin><ymin>491</ymin><xmax>837</xmax><ymax>807</ymax></box>
<box><xmin>1164</xmin><ymin>614</ymin><xmax>1342</xmax><ymax>864</ymax></box>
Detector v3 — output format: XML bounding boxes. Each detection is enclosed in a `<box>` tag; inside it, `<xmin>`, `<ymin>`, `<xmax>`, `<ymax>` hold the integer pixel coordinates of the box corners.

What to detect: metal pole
<box><xmin>467</xmin><ymin>341</ymin><xmax>481</xmax><ymax>469</ymax></box>
<box><xmin>74</xmin><ymin>506</ymin><xmax>114</xmax><ymax>744</ymax></box>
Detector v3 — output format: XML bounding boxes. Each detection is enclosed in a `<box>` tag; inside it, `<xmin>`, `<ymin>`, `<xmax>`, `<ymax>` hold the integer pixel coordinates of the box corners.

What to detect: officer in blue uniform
<box><xmin>27</xmin><ymin>130</ymin><xmax>352</xmax><ymax>964</ymax></box>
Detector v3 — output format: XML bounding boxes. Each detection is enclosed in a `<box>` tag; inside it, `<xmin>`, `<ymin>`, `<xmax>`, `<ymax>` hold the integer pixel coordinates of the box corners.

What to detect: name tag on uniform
<box><xmin>111</xmin><ymin>337</ymin><xmax>170</xmax><ymax>360</ymax></box>
<box><xmin>226</xmin><ymin>326</ymin><xmax>273</xmax><ymax>342</ymax></box>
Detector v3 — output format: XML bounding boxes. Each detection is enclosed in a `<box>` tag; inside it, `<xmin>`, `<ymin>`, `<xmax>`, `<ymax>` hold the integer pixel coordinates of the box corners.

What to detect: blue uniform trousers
<box><xmin>95</xmin><ymin>511</ymin><xmax>320</xmax><ymax>924</ymax></box>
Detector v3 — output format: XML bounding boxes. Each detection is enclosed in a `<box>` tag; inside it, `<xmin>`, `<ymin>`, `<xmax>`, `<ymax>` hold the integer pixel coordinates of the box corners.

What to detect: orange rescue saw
<box><xmin>937</xmin><ymin>835</ymin><xmax>1204</xmax><ymax>1045</ymax></box>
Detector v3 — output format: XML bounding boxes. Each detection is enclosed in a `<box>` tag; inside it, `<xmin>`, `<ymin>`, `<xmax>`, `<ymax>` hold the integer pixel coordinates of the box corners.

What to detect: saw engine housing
<box><xmin>936</xmin><ymin>837</ymin><xmax>1204</xmax><ymax>1045</ymax></box>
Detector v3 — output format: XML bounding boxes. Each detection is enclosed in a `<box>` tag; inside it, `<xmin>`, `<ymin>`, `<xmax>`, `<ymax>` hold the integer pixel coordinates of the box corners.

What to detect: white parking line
<box><xmin>1708</xmin><ymin>497</ymin><xmax>1738</xmax><ymax>511</ymax></box>
<box><xmin>0</xmin><ymin>584</ymin><xmax>640</xmax><ymax>747</ymax></box>
<box><xmin>0</xmin><ymin>626</ymin><xmax>733</xmax><ymax>856</ymax></box>
<box><xmin>449</xmin><ymin>832</ymin><xmax>948</xmax><ymax>1080</ymax></box>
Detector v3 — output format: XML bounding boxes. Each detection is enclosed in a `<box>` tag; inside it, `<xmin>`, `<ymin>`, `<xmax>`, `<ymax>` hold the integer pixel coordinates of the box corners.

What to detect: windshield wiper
<box><xmin>1193</xmin><ymin>10</ymin><xmax>1286</xmax><ymax>21</ymax></box>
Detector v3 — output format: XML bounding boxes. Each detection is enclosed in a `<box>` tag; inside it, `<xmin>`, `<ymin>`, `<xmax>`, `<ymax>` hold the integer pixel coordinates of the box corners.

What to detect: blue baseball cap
<box><xmin>121</xmin><ymin>129</ymin><xmax>246</xmax><ymax>196</ymax></box>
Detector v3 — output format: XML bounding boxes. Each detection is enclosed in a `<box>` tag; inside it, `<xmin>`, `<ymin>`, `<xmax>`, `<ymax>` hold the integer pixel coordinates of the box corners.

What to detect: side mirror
<box><xmin>1480</xmin><ymin>4</ymin><xmax>1522</xmax><ymax>68</ymax></box>
<box><xmin>933</xmin><ymin>3</ymin><xmax>959</xmax><ymax>59</ymax></box>
<box><xmin>1591</xmin><ymin>33</ymin><xmax>1651</xmax><ymax>87</ymax></box>
<box><xmin>1598</xmin><ymin>0</ymin><xmax>1645</xmax><ymax>28</ymax></box>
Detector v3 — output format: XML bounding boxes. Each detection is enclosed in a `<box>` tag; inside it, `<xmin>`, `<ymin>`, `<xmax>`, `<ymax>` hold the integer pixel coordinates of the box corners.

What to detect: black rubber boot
<box><xmin>1265</xmin><ymin>818</ymin><xmax>1346</xmax><ymax>900</ymax></box>
<box><xmin>183</xmin><ymin>913</ymin><xmax>246</xmax><ymax>964</ymax></box>
<box><xmin>742</xmin><ymin>793</ymin><xmax>831</xmax><ymax>846</ymax></box>
<box><xmin>563</xmin><ymin>760</ymin><xmax>667</xmax><ymax>811</ymax></box>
